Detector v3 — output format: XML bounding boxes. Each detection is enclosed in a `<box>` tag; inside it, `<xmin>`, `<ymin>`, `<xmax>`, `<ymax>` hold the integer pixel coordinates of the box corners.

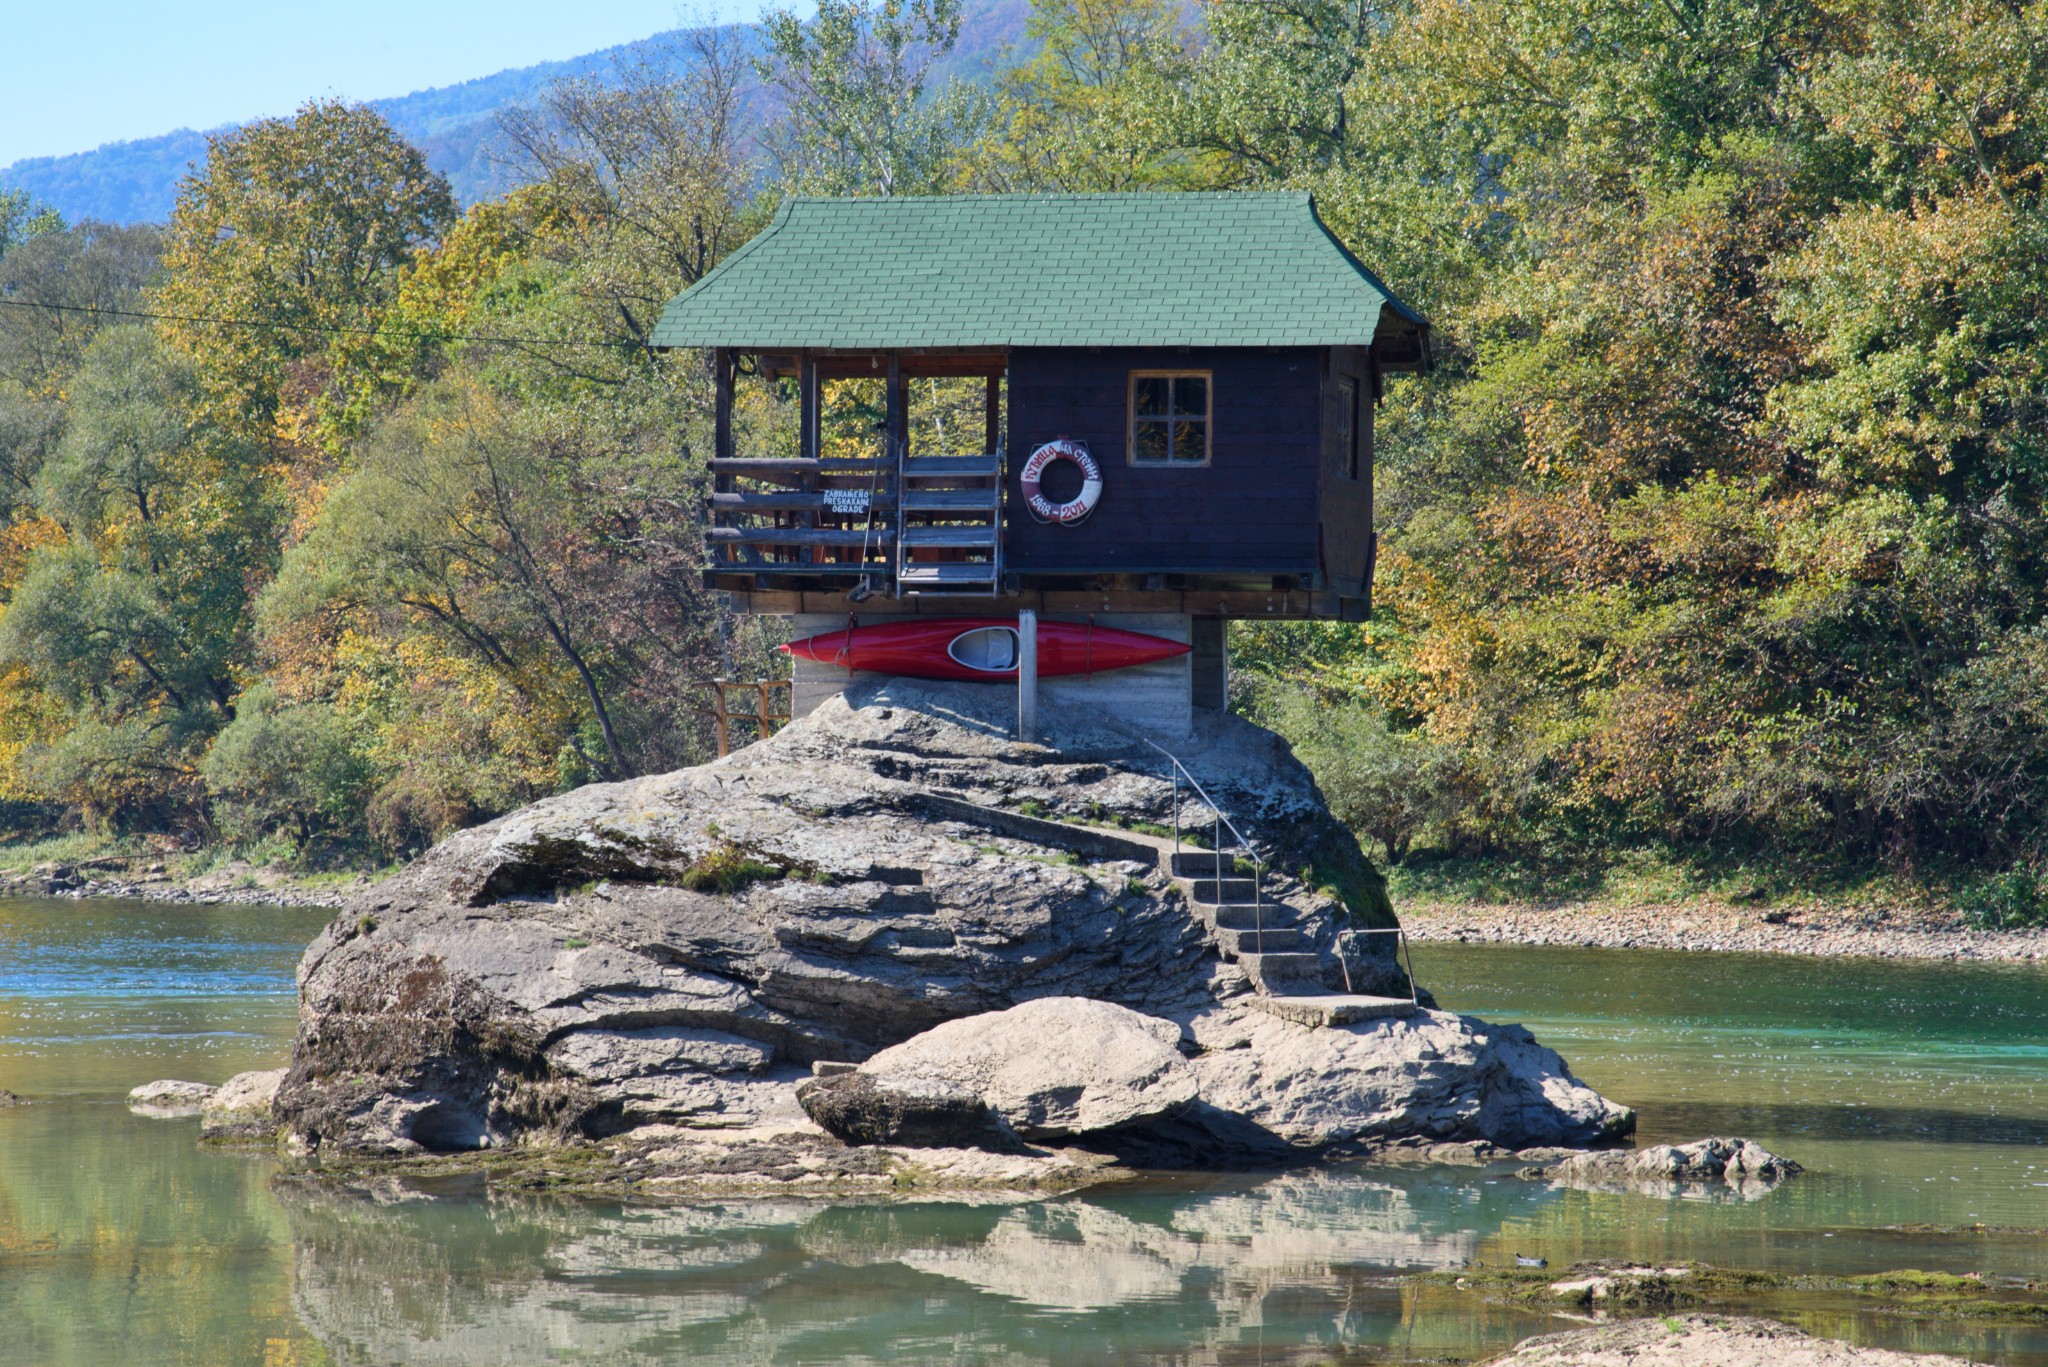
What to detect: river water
<box><xmin>0</xmin><ymin>895</ymin><xmax>2043</xmax><ymax>1365</ymax></box>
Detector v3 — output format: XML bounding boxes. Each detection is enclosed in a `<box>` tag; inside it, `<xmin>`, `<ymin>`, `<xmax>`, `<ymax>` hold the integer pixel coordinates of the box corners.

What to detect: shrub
<box><xmin>1259</xmin><ymin>682</ymin><xmax>1467</xmax><ymax>865</ymax></box>
<box><xmin>202</xmin><ymin>684</ymin><xmax>370</xmax><ymax>851</ymax></box>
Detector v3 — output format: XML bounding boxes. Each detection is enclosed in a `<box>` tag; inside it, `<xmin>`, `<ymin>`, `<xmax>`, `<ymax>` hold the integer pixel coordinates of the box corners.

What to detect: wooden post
<box><xmin>1017</xmin><ymin>609</ymin><xmax>1037</xmax><ymax>744</ymax></box>
<box><xmin>800</xmin><ymin>353</ymin><xmax>819</xmax><ymax>565</ymax></box>
<box><xmin>712</xmin><ymin>679</ymin><xmax>731</xmax><ymax>758</ymax></box>
<box><xmin>984</xmin><ymin>374</ymin><xmax>1000</xmax><ymax>455</ymax></box>
<box><xmin>885</xmin><ymin>352</ymin><xmax>904</xmax><ymax>456</ymax></box>
<box><xmin>713</xmin><ymin>348</ymin><xmax>734</xmax><ymax>467</ymax></box>
<box><xmin>755</xmin><ymin>680</ymin><xmax>772</xmax><ymax>740</ymax></box>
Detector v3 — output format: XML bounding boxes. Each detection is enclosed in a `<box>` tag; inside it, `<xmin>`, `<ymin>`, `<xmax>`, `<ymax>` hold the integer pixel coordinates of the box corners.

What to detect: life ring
<box><xmin>1020</xmin><ymin>439</ymin><xmax>1102</xmax><ymax>525</ymax></box>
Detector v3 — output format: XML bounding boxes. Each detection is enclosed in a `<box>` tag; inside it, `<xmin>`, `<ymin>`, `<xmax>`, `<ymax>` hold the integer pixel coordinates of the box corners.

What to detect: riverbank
<box><xmin>0</xmin><ymin>856</ymin><xmax>366</xmax><ymax>908</ymax></box>
<box><xmin>1401</xmin><ymin>900</ymin><xmax>2048</xmax><ymax>962</ymax></box>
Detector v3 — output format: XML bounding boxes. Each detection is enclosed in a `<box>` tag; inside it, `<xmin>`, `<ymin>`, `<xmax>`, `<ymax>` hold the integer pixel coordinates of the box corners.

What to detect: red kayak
<box><xmin>782</xmin><ymin>617</ymin><xmax>1190</xmax><ymax>681</ymax></box>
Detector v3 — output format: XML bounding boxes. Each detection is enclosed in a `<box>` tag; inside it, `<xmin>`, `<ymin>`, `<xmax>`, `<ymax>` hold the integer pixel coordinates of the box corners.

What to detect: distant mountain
<box><xmin>0</xmin><ymin>0</ymin><xmax>1027</xmax><ymax>226</ymax></box>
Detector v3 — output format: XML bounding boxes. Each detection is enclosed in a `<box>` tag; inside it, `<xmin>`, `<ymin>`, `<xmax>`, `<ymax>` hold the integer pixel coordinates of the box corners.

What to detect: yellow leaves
<box><xmin>0</xmin><ymin>517</ymin><xmax>65</xmax><ymax>595</ymax></box>
<box><xmin>331</xmin><ymin>628</ymin><xmax>568</xmax><ymax>817</ymax></box>
<box><xmin>0</xmin><ymin>664</ymin><xmax>65</xmax><ymax>802</ymax></box>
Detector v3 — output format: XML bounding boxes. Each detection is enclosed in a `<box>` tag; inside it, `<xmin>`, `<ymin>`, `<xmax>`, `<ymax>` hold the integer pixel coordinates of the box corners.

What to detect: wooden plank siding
<box><xmin>1317</xmin><ymin>344</ymin><xmax>1375</xmax><ymax>600</ymax></box>
<box><xmin>1003</xmin><ymin>347</ymin><xmax>1324</xmax><ymax>577</ymax></box>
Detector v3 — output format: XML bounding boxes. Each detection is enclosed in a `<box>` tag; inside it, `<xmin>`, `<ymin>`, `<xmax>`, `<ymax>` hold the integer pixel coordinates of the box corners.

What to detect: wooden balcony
<box><xmin>703</xmin><ymin>349</ymin><xmax>1005</xmax><ymax>597</ymax></box>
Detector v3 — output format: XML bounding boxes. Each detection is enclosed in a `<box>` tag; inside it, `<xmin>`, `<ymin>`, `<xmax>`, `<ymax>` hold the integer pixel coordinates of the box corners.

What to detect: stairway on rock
<box><xmin>1166</xmin><ymin>848</ymin><xmax>1416</xmax><ymax>1028</ymax></box>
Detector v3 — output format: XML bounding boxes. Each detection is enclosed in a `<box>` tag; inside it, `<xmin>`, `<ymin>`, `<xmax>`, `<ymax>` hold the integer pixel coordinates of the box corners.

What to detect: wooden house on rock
<box><xmin>654</xmin><ymin>193</ymin><xmax>1430</xmax><ymax>735</ymax></box>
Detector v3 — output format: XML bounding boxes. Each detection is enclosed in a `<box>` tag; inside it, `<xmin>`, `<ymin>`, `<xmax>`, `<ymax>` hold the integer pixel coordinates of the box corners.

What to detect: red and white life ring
<box><xmin>1020</xmin><ymin>439</ymin><xmax>1102</xmax><ymax>525</ymax></box>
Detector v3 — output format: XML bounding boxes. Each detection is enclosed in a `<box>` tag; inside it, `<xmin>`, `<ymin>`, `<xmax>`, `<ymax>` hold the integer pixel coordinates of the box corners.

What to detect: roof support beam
<box><xmin>885</xmin><ymin>352</ymin><xmax>904</xmax><ymax>456</ymax></box>
<box><xmin>712</xmin><ymin>347</ymin><xmax>734</xmax><ymax>476</ymax></box>
<box><xmin>799</xmin><ymin>353</ymin><xmax>820</xmax><ymax>566</ymax></box>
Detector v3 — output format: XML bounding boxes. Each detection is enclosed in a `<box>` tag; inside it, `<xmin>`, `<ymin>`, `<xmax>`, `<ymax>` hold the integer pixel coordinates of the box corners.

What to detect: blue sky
<box><xmin>2</xmin><ymin>2</ymin><xmax>774</xmax><ymax>167</ymax></box>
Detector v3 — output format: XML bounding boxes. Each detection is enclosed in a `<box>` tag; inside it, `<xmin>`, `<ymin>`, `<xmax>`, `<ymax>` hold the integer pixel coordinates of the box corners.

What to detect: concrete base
<box><xmin>1245</xmin><ymin>995</ymin><xmax>1418</xmax><ymax>1028</ymax></box>
<box><xmin>785</xmin><ymin>612</ymin><xmax>1194</xmax><ymax>737</ymax></box>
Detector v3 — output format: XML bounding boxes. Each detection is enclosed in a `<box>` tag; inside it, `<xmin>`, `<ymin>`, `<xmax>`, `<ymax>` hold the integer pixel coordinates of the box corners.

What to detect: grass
<box><xmin>675</xmin><ymin>842</ymin><xmax>786</xmax><ymax>895</ymax></box>
<box><xmin>0</xmin><ymin>830</ymin><xmax>135</xmax><ymax>872</ymax></box>
<box><xmin>1383</xmin><ymin>845</ymin><xmax>2001</xmax><ymax>923</ymax></box>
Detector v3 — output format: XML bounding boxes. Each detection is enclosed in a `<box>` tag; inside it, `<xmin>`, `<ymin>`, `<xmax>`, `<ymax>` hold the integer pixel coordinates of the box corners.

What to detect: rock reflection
<box><xmin>278</xmin><ymin>1171</ymin><xmax>1485</xmax><ymax>1365</ymax></box>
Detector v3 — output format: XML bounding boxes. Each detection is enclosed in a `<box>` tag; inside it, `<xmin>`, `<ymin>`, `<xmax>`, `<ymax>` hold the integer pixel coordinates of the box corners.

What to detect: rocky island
<box><xmin>266</xmin><ymin>679</ymin><xmax>1635</xmax><ymax>1193</ymax></box>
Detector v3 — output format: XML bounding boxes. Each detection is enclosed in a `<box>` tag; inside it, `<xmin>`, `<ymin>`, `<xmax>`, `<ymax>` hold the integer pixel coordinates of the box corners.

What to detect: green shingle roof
<box><xmin>651</xmin><ymin>192</ymin><xmax>1428</xmax><ymax>352</ymax></box>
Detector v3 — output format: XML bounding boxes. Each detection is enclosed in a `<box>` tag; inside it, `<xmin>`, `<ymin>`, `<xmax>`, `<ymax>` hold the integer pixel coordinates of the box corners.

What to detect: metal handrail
<box><xmin>1144</xmin><ymin>738</ymin><xmax>1421</xmax><ymax>1007</ymax></box>
<box><xmin>1344</xmin><ymin>925</ymin><xmax>1422</xmax><ymax>1008</ymax></box>
<box><xmin>1144</xmin><ymin>738</ymin><xmax>1265</xmax><ymax>956</ymax></box>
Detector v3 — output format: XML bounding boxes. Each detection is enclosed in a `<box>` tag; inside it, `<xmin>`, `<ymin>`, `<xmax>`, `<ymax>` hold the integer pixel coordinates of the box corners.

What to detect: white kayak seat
<box><xmin>947</xmin><ymin>626</ymin><xmax>1019</xmax><ymax>672</ymax></box>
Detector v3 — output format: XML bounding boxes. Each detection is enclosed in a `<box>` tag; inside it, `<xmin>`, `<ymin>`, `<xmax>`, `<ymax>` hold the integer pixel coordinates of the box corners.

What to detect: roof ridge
<box><xmin>783</xmin><ymin>190</ymin><xmax>1311</xmax><ymax>204</ymax></box>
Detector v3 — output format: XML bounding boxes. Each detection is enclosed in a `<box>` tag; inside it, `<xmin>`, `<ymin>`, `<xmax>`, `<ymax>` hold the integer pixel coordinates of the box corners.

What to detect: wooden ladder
<box><xmin>894</xmin><ymin>442</ymin><xmax>1003</xmax><ymax>596</ymax></box>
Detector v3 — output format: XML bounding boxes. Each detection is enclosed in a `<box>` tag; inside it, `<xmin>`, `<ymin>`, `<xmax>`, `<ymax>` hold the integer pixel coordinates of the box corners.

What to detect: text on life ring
<box><xmin>1020</xmin><ymin>439</ymin><xmax>1103</xmax><ymax>525</ymax></box>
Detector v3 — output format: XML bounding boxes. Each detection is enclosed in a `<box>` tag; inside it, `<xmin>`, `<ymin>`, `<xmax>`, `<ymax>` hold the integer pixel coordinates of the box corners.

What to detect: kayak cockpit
<box><xmin>947</xmin><ymin>626</ymin><xmax>1019</xmax><ymax>673</ymax></box>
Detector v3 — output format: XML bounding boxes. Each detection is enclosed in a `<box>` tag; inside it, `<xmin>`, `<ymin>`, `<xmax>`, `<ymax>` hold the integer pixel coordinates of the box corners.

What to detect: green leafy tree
<box><xmin>201</xmin><ymin>683</ymin><xmax>370</xmax><ymax>849</ymax></box>
<box><xmin>760</xmin><ymin>0</ymin><xmax>968</xmax><ymax>194</ymax></box>
<box><xmin>0</xmin><ymin>189</ymin><xmax>61</xmax><ymax>260</ymax></box>
<box><xmin>155</xmin><ymin>100</ymin><xmax>455</xmax><ymax>449</ymax></box>
<box><xmin>0</xmin><ymin>327</ymin><xmax>277</xmax><ymax>829</ymax></box>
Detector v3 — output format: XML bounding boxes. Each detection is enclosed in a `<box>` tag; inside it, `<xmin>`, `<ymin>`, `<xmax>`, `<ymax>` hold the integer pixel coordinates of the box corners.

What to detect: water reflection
<box><xmin>8</xmin><ymin>899</ymin><xmax>2048</xmax><ymax>1366</ymax></box>
<box><xmin>280</xmin><ymin>1173</ymin><xmax>1505</xmax><ymax>1366</ymax></box>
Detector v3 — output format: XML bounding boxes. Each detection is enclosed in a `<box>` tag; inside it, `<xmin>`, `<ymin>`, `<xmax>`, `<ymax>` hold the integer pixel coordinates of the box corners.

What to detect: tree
<box><xmin>496</xmin><ymin>28</ymin><xmax>758</xmax><ymax>353</ymax></box>
<box><xmin>760</xmin><ymin>0</ymin><xmax>967</xmax><ymax>194</ymax></box>
<box><xmin>155</xmin><ymin>100</ymin><xmax>455</xmax><ymax>449</ymax></box>
<box><xmin>0</xmin><ymin>189</ymin><xmax>61</xmax><ymax>261</ymax></box>
<box><xmin>953</xmin><ymin>0</ymin><xmax>1190</xmax><ymax>191</ymax></box>
<box><xmin>261</xmin><ymin>376</ymin><xmax>705</xmax><ymax>783</ymax></box>
<box><xmin>0</xmin><ymin>327</ymin><xmax>278</xmax><ymax>829</ymax></box>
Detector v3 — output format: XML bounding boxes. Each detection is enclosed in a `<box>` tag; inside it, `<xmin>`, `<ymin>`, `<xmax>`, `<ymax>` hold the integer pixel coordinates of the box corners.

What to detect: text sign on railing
<box><xmin>824</xmin><ymin>489</ymin><xmax>872</xmax><ymax>515</ymax></box>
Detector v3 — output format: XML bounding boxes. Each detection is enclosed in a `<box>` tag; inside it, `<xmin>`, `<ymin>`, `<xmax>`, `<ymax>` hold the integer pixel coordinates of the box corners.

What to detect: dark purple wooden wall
<box><xmin>1003</xmin><ymin>347</ymin><xmax>1326</xmax><ymax>577</ymax></box>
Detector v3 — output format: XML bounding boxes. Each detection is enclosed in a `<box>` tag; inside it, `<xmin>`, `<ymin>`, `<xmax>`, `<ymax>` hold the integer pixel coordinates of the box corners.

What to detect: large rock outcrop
<box><xmin>274</xmin><ymin>678</ymin><xmax>1630</xmax><ymax>1175</ymax></box>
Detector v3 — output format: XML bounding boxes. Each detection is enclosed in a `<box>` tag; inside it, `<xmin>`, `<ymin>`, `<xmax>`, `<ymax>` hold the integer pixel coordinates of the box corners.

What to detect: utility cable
<box><xmin>0</xmin><ymin>296</ymin><xmax>644</xmax><ymax>350</ymax></box>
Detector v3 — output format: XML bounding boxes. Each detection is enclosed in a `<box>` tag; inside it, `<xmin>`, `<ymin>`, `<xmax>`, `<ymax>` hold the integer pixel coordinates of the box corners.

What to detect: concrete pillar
<box><xmin>1017</xmin><ymin>609</ymin><xmax>1037</xmax><ymax>743</ymax></box>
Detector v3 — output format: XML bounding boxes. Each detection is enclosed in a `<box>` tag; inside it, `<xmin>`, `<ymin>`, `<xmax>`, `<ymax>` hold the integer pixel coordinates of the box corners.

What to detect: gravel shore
<box><xmin>0</xmin><ymin>861</ymin><xmax>358</xmax><ymax>910</ymax></box>
<box><xmin>1402</xmin><ymin>901</ymin><xmax>2048</xmax><ymax>962</ymax></box>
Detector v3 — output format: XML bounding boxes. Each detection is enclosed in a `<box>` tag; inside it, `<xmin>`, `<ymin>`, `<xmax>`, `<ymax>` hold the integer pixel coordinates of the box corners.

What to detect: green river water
<box><xmin>0</xmin><ymin>895</ymin><xmax>2043</xmax><ymax>1365</ymax></box>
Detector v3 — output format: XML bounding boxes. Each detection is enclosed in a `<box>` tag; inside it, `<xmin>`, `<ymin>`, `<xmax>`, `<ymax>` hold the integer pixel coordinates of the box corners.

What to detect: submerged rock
<box><xmin>0</xmin><ymin>1088</ymin><xmax>23</xmax><ymax>1107</ymax></box>
<box><xmin>1531</xmin><ymin>1137</ymin><xmax>1800</xmax><ymax>1196</ymax></box>
<box><xmin>1486</xmin><ymin>1313</ymin><xmax>1955</xmax><ymax>1366</ymax></box>
<box><xmin>128</xmin><ymin>1079</ymin><xmax>217</xmax><ymax>1114</ymax></box>
<box><xmin>200</xmin><ymin>1068</ymin><xmax>284</xmax><ymax>1140</ymax></box>
<box><xmin>851</xmin><ymin>997</ymin><xmax>1196</xmax><ymax>1141</ymax></box>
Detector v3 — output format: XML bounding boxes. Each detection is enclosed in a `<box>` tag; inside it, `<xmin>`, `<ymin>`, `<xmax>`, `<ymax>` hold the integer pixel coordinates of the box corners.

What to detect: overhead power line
<box><xmin>0</xmin><ymin>296</ymin><xmax>645</xmax><ymax>350</ymax></box>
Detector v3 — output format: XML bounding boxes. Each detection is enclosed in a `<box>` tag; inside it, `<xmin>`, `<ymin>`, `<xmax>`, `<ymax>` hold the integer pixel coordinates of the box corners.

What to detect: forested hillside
<box><xmin>1</xmin><ymin>0</ymin><xmax>2043</xmax><ymax>915</ymax></box>
<box><xmin>0</xmin><ymin>0</ymin><xmax>1028</xmax><ymax>224</ymax></box>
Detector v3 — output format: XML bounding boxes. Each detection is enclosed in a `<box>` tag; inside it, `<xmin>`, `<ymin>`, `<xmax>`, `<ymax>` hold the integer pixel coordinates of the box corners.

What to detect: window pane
<box><xmin>1133</xmin><ymin>420</ymin><xmax>1171</xmax><ymax>463</ymax></box>
<box><xmin>1173</xmin><ymin>375</ymin><xmax>1207</xmax><ymax>416</ymax></box>
<box><xmin>1134</xmin><ymin>376</ymin><xmax>1167</xmax><ymax>416</ymax></box>
<box><xmin>1172</xmin><ymin>419</ymin><xmax>1206</xmax><ymax>463</ymax></box>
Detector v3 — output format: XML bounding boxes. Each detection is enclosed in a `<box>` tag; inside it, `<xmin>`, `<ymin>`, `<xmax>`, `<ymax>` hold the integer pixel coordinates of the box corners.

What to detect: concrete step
<box><xmin>1245</xmin><ymin>994</ymin><xmax>1417</xmax><ymax>1028</ymax></box>
<box><xmin>1206</xmin><ymin>902</ymin><xmax>1300</xmax><ymax>931</ymax></box>
<box><xmin>1237</xmin><ymin>951</ymin><xmax>1326</xmax><ymax>994</ymax></box>
<box><xmin>1189</xmin><ymin>877</ymin><xmax>1258</xmax><ymax>905</ymax></box>
<box><xmin>1170</xmin><ymin>851</ymin><xmax>1241</xmax><ymax>878</ymax></box>
<box><xmin>1215</xmin><ymin>926</ymin><xmax>1310</xmax><ymax>956</ymax></box>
